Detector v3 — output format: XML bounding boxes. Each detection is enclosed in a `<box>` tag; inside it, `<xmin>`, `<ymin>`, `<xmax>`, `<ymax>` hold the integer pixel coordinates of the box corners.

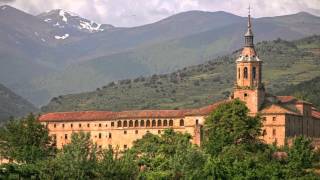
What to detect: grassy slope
<box><xmin>41</xmin><ymin>35</ymin><xmax>320</xmax><ymax>112</ymax></box>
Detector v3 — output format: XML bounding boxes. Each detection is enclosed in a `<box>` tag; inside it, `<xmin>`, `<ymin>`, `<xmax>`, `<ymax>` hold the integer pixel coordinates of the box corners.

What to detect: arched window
<box><xmin>152</xmin><ymin>120</ymin><xmax>156</xmax><ymax>127</ymax></box>
<box><xmin>252</xmin><ymin>67</ymin><xmax>256</xmax><ymax>79</ymax></box>
<box><xmin>129</xmin><ymin>120</ymin><xmax>133</xmax><ymax>127</ymax></box>
<box><xmin>244</xmin><ymin>67</ymin><xmax>248</xmax><ymax>79</ymax></box>
<box><xmin>238</xmin><ymin>68</ymin><xmax>240</xmax><ymax>79</ymax></box>
<box><xmin>169</xmin><ymin>120</ymin><xmax>173</xmax><ymax>126</ymax></box>
<box><xmin>163</xmin><ymin>120</ymin><xmax>168</xmax><ymax>126</ymax></box>
<box><xmin>123</xmin><ymin>121</ymin><xmax>128</xmax><ymax>127</ymax></box>
<box><xmin>157</xmin><ymin>120</ymin><xmax>162</xmax><ymax>127</ymax></box>
<box><xmin>117</xmin><ymin>121</ymin><xmax>122</xmax><ymax>127</ymax></box>
<box><xmin>140</xmin><ymin>120</ymin><xmax>145</xmax><ymax>127</ymax></box>
<box><xmin>180</xmin><ymin>119</ymin><xmax>184</xmax><ymax>126</ymax></box>
<box><xmin>196</xmin><ymin>119</ymin><xmax>199</xmax><ymax>125</ymax></box>
<box><xmin>146</xmin><ymin>120</ymin><xmax>150</xmax><ymax>127</ymax></box>
<box><xmin>134</xmin><ymin>120</ymin><xmax>139</xmax><ymax>127</ymax></box>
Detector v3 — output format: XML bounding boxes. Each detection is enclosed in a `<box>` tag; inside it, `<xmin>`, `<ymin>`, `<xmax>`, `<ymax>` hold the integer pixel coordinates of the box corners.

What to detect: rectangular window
<box><xmin>99</xmin><ymin>133</ymin><xmax>102</xmax><ymax>139</ymax></box>
<box><xmin>124</xmin><ymin>145</ymin><xmax>127</xmax><ymax>149</ymax></box>
<box><xmin>99</xmin><ymin>124</ymin><xmax>102</xmax><ymax>127</ymax></box>
<box><xmin>273</xmin><ymin>129</ymin><xmax>276</xmax><ymax>136</ymax></box>
<box><xmin>87</xmin><ymin>123</ymin><xmax>90</xmax><ymax>127</ymax></box>
<box><xmin>111</xmin><ymin>122</ymin><xmax>114</xmax><ymax>127</ymax></box>
<box><xmin>273</xmin><ymin>117</ymin><xmax>276</xmax><ymax>121</ymax></box>
<box><xmin>70</xmin><ymin>124</ymin><xmax>73</xmax><ymax>128</ymax></box>
<box><xmin>65</xmin><ymin>134</ymin><xmax>68</xmax><ymax>140</ymax></box>
<box><xmin>135</xmin><ymin>130</ymin><xmax>138</xmax><ymax>134</ymax></box>
<box><xmin>124</xmin><ymin>130</ymin><xmax>127</xmax><ymax>135</ymax></box>
<box><xmin>62</xmin><ymin>124</ymin><xmax>65</xmax><ymax>128</ymax></box>
<box><xmin>79</xmin><ymin>124</ymin><xmax>81</xmax><ymax>128</ymax></box>
<box><xmin>53</xmin><ymin>124</ymin><xmax>56</xmax><ymax>128</ymax></box>
<box><xmin>109</xmin><ymin>133</ymin><xmax>112</xmax><ymax>139</ymax></box>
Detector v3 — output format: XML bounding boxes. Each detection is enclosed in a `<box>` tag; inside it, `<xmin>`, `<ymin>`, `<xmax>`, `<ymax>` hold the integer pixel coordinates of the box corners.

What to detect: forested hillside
<box><xmin>42</xmin><ymin>35</ymin><xmax>320</xmax><ymax>112</ymax></box>
<box><xmin>279</xmin><ymin>76</ymin><xmax>320</xmax><ymax>109</ymax></box>
<box><xmin>0</xmin><ymin>83</ymin><xmax>38</xmax><ymax>123</ymax></box>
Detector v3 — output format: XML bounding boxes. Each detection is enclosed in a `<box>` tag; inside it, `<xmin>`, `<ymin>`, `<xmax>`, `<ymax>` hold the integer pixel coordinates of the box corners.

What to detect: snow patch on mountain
<box><xmin>54</xmin><ymin>34</ymin><xmax>69</xmax><ymax>40</ymax></box>
<box><xmin>59</xmin><ymin>10</ymin><xmax>68</xmax><ymax>22</ymax></box>
<box><xmin>38</xmin><ymin>9</ymin><xmax>114</xmax><ymax>34</ymax></box>
<box><xmin>79</xmin><ymin>20</ymin><xmax>104</xmax><ymax>32</ymax></box>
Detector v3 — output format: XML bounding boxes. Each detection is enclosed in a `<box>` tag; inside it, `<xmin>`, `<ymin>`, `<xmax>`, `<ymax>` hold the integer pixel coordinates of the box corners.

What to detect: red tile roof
<box><xmin>276</xmin><ymin>96</ymin><xmax>296</xmax><ymax>103</ymax></box>
<box><xmin>260</xmin><ymin>104</ymin><xmax>300</xmax><ymax>115</ymax></box>
<box><xmin>312</xmin><ymin>110</ymin><xmax>320</xmax><ymax>119</ymax></box>
<box><xmin>39</xmin><ymin>100</ymin><xmax>228</xmax><ymax>122</ymax></box>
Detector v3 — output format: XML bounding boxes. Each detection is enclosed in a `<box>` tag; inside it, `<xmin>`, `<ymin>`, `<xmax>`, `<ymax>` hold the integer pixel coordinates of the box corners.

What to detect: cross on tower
<box><xmin>248</xmin><ymin>4</ymin><xmax>252</xmax><ymax>16</ymax></box>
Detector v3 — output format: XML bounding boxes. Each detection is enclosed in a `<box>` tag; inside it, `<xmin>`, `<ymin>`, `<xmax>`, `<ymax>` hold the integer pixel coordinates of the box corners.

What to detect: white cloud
<box><xmin>4</xmin><ymin>0</ymin><xmax>320</xmax><ymax>27</ymax></box>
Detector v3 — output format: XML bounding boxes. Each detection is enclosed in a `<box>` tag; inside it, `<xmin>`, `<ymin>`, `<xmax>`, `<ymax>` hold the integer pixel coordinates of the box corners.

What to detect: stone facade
<box><xmin>39</xmin><ymin>14</ymin><xmax>320</xmax><ymax>150</ymax></box>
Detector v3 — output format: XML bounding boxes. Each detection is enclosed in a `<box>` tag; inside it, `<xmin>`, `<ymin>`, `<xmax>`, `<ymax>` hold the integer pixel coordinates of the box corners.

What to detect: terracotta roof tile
<box><xmin>39</xmin><ymin>100</ymin><xmax>228</xmax><ymax>122</ymax></box>
<box><xmin>276</xmin><ymin>96</ymin><xmax>296</xmax><ymax>103</ymax></box>
<box><xmin>312</xmin><ymin>110</ymin><xmax>320</xmax><ymax>119</ymax></box>
<box><xmin>260</xmin><ymin>104</ymin><xmax>300</xmax><ymax>115</ymax></box>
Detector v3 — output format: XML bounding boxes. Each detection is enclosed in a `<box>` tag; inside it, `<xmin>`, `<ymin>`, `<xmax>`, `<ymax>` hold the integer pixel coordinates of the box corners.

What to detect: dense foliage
<box><xmin>42</xmin><ymin>35</ymin><xmax>320</xmax><ymax>113</ymax></box>
<box><xmin>279</xmin><ymin>76</ymin><xmax>320</xmax><ymax>108</ymax></box>
<box><xmin>1</xmin><ymin>101</ymin><xmax>320</xmax><ymax>179</ymax></box>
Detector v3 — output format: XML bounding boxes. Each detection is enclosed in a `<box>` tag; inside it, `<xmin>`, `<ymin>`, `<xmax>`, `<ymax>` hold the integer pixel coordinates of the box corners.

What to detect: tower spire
<box><xmin>245</xmin><ymin>5</ymin><xmax>254</xmax><ymax>47</ymax></box>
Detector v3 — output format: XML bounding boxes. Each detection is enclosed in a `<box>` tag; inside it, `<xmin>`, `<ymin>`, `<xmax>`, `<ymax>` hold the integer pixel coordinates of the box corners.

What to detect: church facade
<box><xmin>39</xmin><ymin>14</ymin><xmax>320</xmax><ymax>149</ymax></box>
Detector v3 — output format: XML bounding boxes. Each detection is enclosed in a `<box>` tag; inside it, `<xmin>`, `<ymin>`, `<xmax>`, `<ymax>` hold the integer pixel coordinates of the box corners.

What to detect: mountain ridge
<box><xmin>1</xmin><ymin>5</ymin><xmax>320</xmax><ymax>106</ymax></box>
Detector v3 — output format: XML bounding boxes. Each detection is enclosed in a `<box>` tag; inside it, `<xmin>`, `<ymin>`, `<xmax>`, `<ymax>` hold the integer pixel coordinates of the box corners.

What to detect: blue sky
<box><xmin>1</xmin><ymin>0</ymin><xmax>320</xmax><ymax>27</ymax></box>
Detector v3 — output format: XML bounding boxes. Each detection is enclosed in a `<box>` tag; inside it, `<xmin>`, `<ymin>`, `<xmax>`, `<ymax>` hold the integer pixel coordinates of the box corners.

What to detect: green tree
<box><xmin>203</xmin><ymin>99</ymin><xmax>263</xmax><ymax>156</ymax></box>
<box><xmin>0</xmin><ymin>113</ymin><xmax>55</xmax><ymax>163</ymax></box>
<box><xmin>39</xmin><ymin>132</ymin><xmax>98</xmax><ymax>179</ymax></box>
<box><xmin>96</xmin><ymin>148</ymin><xmax>139</xmax><ymax>179</ymax></box>
<box><xmin>132</xmin><ymin>129</ymin><xmax>207</xmax><ymax>179</ymax></box>
<box><xmin>286</xmin><ymin>136</ymin><xmax>315</xmax><ymax>177</ymax></box>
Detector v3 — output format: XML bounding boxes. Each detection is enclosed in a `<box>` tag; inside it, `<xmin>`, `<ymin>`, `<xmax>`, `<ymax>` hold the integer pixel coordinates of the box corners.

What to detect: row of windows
<box><xmin>61</xmin><ymin>129</ymin><xmax>162</xmax><ymax>141</ymax></box>
<box><xmin>262</xmin><ymin>117</ymin><xmax>277</xmax><ymax>122</ymax></box>
<box><xmin>262</xmin><ymin>129</ymin><xmax>277</xmax><ymax>136</ymax></box>
<box><xmin>53</xmin><ymin>119</ymin><xmax>185</xmax><ymax>129</ymax></box>
<box><xmin>117</xmin><ymin>119</ymin><xmax>183</xmax><ymax>127</ymax></box>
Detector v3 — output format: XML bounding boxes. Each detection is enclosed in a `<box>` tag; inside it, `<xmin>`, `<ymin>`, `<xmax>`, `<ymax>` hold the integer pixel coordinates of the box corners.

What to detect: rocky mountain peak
<box><xmin>38</xmin><ymin>9</ymin><xmax>114</xmax><ymax>33</ymax></box>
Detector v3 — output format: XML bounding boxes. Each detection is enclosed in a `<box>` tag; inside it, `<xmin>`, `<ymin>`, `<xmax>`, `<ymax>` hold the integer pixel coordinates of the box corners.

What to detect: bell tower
<box><xmin>233</xmin><ymin>8</ymin><xmax>265</xmax><ymax>114</ymax></box>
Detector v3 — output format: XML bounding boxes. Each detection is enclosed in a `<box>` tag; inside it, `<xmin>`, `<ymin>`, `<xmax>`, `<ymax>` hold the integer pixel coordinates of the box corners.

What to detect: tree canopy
<box><xmin>1</xmin><ymin>101</ymin><xmax>320</xmax><ymax>179</ymax></box>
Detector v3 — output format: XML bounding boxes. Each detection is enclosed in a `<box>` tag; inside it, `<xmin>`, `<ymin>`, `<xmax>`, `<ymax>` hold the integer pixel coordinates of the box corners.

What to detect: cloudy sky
<box><xmin>1</xmin><ymin>0</ymin><xmax>320</xmax><ymax>27</ymax></box>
